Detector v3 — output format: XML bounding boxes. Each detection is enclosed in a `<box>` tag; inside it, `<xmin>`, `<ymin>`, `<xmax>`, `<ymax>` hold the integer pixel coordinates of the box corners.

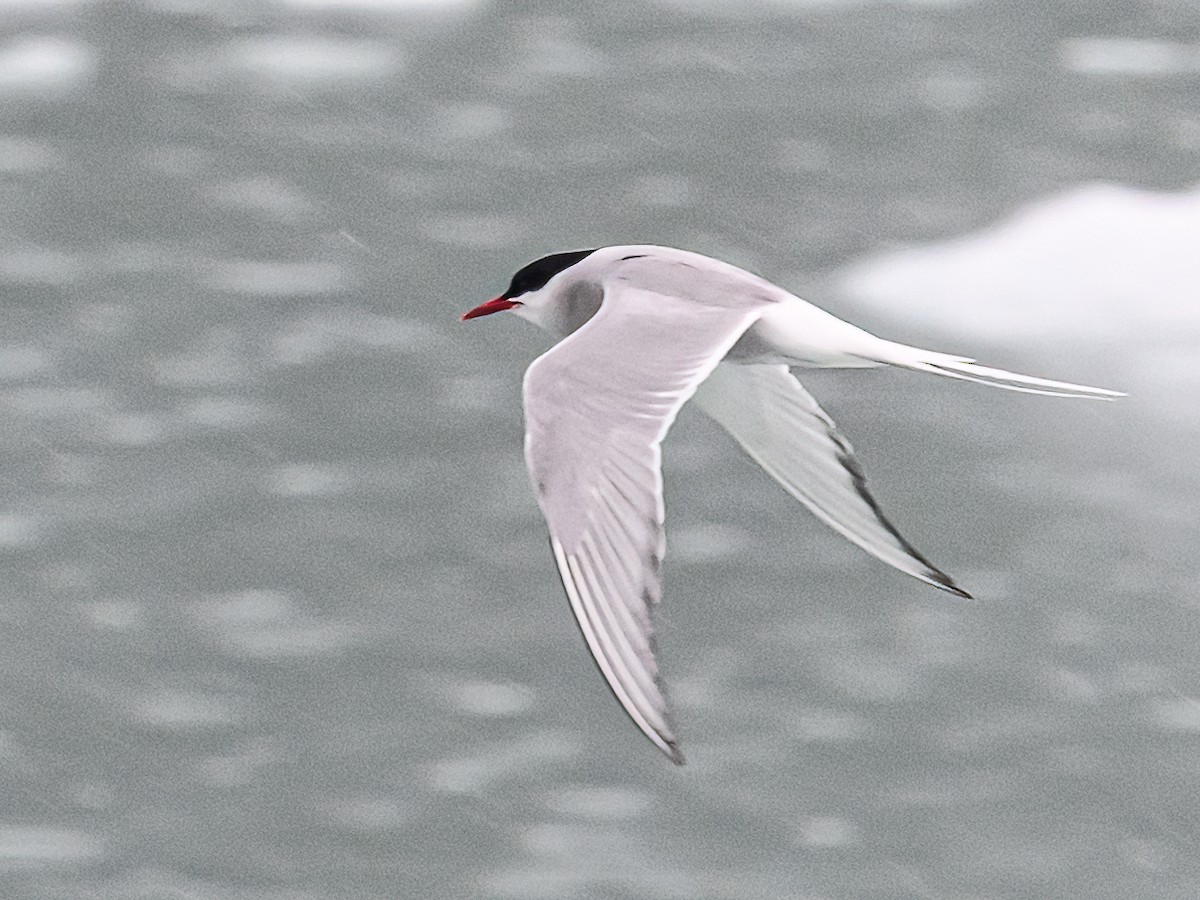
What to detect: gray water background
<box><xmin>1</xmin><ymin>1</ymin><xmax>1198</xmax><ymax>897</ymax></box>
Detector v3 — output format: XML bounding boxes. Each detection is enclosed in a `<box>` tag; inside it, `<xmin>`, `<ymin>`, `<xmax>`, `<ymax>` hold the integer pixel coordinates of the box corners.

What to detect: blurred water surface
<box><xmin>1</xmin><ymin>1</ymin><xmax>1198</xmax><ymax>898</ymax></box>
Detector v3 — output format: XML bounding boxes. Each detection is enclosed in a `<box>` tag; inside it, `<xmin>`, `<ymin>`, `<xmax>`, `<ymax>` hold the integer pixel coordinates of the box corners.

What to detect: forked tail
<box><xmin>874</xmin><ymin>341</ymin><xmax>1125</xmax><ymax>400</ymax></box>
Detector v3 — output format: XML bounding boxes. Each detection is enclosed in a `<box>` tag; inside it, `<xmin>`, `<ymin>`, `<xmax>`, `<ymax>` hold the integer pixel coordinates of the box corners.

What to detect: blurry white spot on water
<box><xmin>888</xmin><ymin>771</ymin><xmax>1019</xmax><ymax>809</ymax></box>
<box><xmin>1120</xmin><ymin>837</ymin><xmax>1169</xmax><ymax>873</ymax></box>
<box><xmin>0</xmin><ymin>137</ymin><xmax>58</xmax><ymax>172</ymax></box>
<box><xmin>1150</xmin><ymin>696</ymin><xmax>1200</xmax><ymax>732</ymax></box>
<box><xmin>1038</xmin><ymin>666</ymin><xmax>1100</xmax><ymax>704</ymax></box>
<box><xmin>0</xmin><ymin>826</ymin><xmax>103</xmax><ymax>871</ymax></box>
<box><xmin>442</xmin><ymin>375</ymin><xmax>509</xmax><ymax>412</ymax></box>
<box><xmin>519</xmin><ymin>821</ymin><xmax>586</xmax><ymax>856</ymax></box>
<box><xmin>430</xmin><ymin>103</ymin><xmax>510</xmax><ymax>143</ymax></box>
<box><xmin>1062</xmin><ymin>38</ymin><xmax>1200</xmax><ymax>77</ymax></box>
<box><xmin>81</xmin><ymin>599</ymin><xmax>144</xmax><ymax>632</ymax></box>
<box><xmin>655</xmin><ymin>0</ymin><xmax>967</xmax><ymax>15</ymax></box>
<box><xmin>177</xmin><ymin>396</ymin><xmax>270</xmax><ymax>429</ymax></box>
<box><xmin>267</xmin><ymin>463</ymin><xmax>350</xmax><ymax>498</ymax></box>
<box><xmin>46</xmin><ymin>452</ymin><xmax>96</xmax><ymax>486</ymax></box>
<box><xmin>0</xmin><ymin>345</ymin><xmax>49</xmax><ymax>380</ymax></box>
<box><xmin>102</xmin><ymin>242</ymin><xmax>185</xmax><ymax>277</ymax></box>
<box><xmin>0</xmin><ymin>35</ymin><xmax>93</xmax><ymax>95</ymax></box>
<box><xmin>0</xmin><ymin>246</ymin><xmax>81</xmax><ymax>284</ymax></box>
<box><xmin>199</xmin><ymin>590</ymin><xmax>298</xmax><ymax>626</ymax></box>
<box><xmin>1113</xmin><ymin>661</ymin><xmax>1171</xmax><ymax>696</ymax></box>
<box><xmin>818</xmin><ymin>654</ymin><xmax>917</xmax><ymax>701</ymax></box>
<box><xmin>102</xmin><ymin>413</ymin><xmax>167</xmax><ymax>446</ymax></box>
<box><xmin>936</xmin><ymin>709</ymin><xmax>1061</xmax><ymax>754</ymax></box>
<box><xmin>669</xmin><ymin>522</ymin><xmax>752</xmax><ymax>562</ymax></box>
<box><xmin>195</xmin><ymin>589</ymin><xmax>361</xmax><ymax>659</ymax></box>
<box><xmin>73</xmin><ymin>302</ymin><xmax>132</xmax><ymax>337</ymax></box>
<box><xmin>154</xmin><ymin>329</ymin><xmax>246</xmax><ymax>387</ymax></box>
<box><xmin>204</xmin><ymin>177</ymin><xmax>318</xmax><ymax>221</ymax></box>
<box><xmin>0</xmin><ymin>513</ymin><xmax>39</xmax><ymax>548</ymax></box>
<box><xmin>514</xmin><ymin>22</ymin><xmax>604</xmax><ymax>78</ymax></box>
<box><xmin>223</xmin><ymin>623</ymin><xmax>361</xmax><ymax>659</ymax></box>
<box><xmin>545</xmin><ymin>786</ymin><xmax>650</xmax><ymax>821</ymax></box>
<box><xmin>1046</xmin><ymin>743</ymin><xmax>1107</xmax><ymax>777</ymax></box>
<box><xmin>279</xmin><ymin>0</ymin><xmax>485</xmax><ymax>13</ymax></box>
<box><xmin>132</xmin><ymin>689</ymin><xmax>241</xmax><ymax>730</ymax></box>
<box><xmin>39</xmin><ymin>560</ymin><xmax>92</xmax><ymax>592</ymax></box>
<box><xmin>203</xmin><ymin>260</ymin><xmax>346</xmax><ymax>296</ymax></box>
<box><xmin>1172</xmin><ymin>116</ymin><xmax>1200</xmax><ymax>150</ymax></box>
<box><xmin>226</xmin><ymin>624</ymin><xmax>362</xmax><ymax>657</ymax></box>
<box><xmin>226</xmin><ymin>37</ymin><xmax>402</xmax><ymax>87</ymax></box>
<box><xmin>1048</xmin><ymin>607</ymin><xmax>1101</xmax><ymax>648</ymax></box>
<box><xmin>0</xmin><ymin>0</ymin><xmax>92</xmax><ymax>8</ymax></box>
<box><xmin>447</xmin><ymin>681</ymin><xmax>533</xmax><ymax>717</ymax></box>
<box><xmin>483</xmin><ymin>867</ymin><xmax>578</xmax><ymax>900</ymax></box>
<box><xmin>428</xmin><ymin>732</ymin><xmax>579</xmax><ymax>793</ymax></box>
<box><xmin>67</xmin><ymin>781</ymin><xmax>115</xmax><ymax>811</ymax></box>
<box><xmin>921</xmin><ymin>68</ymin><xmax>982</xmax><ymax>112</ymax></box>
<box><xmin>786</xmin><ymin>707</ymin><xmax>872</xmax><ymax>743</ymax></box>
<box><xmin>5</xmin><ymin>387</ymin><xmax>113</xmax><ymax>421</ymax></box>
<box><xmin>774</xmin><ymin>137</ymin><xmax>830</xmax><ymax>173</ymax></box>
<box><xmin>632</xmin><ymin>174</ymin><xmax>692</xmax><ymax>208</ymax></box>
<box><xmin>320</xmin><ymin>795</ymin><xmax>409</xmax><ymax>832</ymax></box>
<box><xmin>139</xmin><ymin>142</ymin><xmax>208</xmax><ymax>178</ymax></box>
<box><xmin>794</xmin><ymin>815</ymin><xmax>858</xmax><ymax>848</ymax></box>
<box><xmin>194</xmin><ymin>738</ymin><xmax>280</xmax><ymax>788</ymax></box>
<box><xmin>896</xmin><ymin>604</ymin><xmax>969</xmax><ymax>667</ymax></box>
<box><xmin>424</xmin><ymin>215</ymin><xmax>527</xmax><ymax>248</ymax></box>
<box><xmin>967</xmin><ymin>840</ymin><xmax>1067</xmax><ymax>881</ymax></box>
<box><xmin>270</xmin><ymin>308</ymin><xmax>433</xmax><ymax>365</ymax></box>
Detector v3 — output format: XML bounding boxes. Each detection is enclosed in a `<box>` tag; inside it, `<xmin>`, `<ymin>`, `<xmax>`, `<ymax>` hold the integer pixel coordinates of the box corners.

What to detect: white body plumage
<box><xmin>463</xmin><ymin>244</ymin><xmax>1121</xmax><ymax>764</ymax></box>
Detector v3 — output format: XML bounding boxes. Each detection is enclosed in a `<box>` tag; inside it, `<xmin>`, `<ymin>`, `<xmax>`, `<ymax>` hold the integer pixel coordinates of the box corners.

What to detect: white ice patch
<box><xmin>839</xmin><ymin>182</ymin><xmax>1200</xmax><ymax>347</ymax></box>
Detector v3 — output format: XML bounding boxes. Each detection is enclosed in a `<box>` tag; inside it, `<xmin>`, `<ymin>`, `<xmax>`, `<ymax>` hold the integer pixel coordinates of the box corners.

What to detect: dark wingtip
<box><xmin>665</xmin><ymin>742</ymin><xmax>686</xmax><ymax>766</ymax></box>
<box><xmin>927</xmin><ymin>569</ymin><xmax>973</xmax><ymax>600</ymax></box>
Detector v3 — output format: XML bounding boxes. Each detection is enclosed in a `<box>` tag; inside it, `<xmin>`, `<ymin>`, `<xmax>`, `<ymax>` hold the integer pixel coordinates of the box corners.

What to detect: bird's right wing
<box><xmin>523</xmin><ymin>286</ymin><xmax>770</xmax><ymax>764</ymax></box>
<box><xmin>692</xmin><ymin>362</ymin><xmax>971</xmax><ymax>598</ymax></box>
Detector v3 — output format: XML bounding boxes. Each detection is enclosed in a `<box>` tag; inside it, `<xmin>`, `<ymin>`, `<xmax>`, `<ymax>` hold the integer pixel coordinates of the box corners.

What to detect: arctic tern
<box><xmin>463</xmin><ymin>245</ymin><xmax>1121</xmax><ymax>765</ymax></box>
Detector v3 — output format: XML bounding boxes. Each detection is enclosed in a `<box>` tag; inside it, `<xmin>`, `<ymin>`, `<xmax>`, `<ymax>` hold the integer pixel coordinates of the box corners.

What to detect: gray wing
<box><xmin>692</xmin><ymin>362</ymin><xmax>971</xmax><ymax>598</ymax></box>
<box><xmin>523</xmin><ymin>287</ymin><xmax>767</xmax><ymax>764</ymax></box>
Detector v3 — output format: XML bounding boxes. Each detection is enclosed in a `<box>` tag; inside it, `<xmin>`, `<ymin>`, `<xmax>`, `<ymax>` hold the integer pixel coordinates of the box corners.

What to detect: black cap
<box><xmin>501</xmin><ymin>249</ymin><xmax>597</xmax><ymax>300</ymax></box>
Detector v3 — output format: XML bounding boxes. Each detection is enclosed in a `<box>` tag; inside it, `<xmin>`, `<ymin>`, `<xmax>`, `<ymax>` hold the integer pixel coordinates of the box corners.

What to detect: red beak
<box><xmin>461</xmin><ymin>296</ymin><xmax>518</xmax><ymax>321</ymax></box>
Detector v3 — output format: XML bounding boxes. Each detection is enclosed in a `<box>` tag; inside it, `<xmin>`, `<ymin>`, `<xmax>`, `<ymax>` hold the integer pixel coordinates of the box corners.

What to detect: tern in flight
<box><xmin>463</xmin><ymin>245</ymin><xmax>1121</xmax><ymax>764</ymax></box>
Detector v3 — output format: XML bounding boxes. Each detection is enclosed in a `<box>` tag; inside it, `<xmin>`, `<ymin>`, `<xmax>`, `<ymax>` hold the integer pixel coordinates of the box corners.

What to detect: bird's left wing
<box><xmin>523</xmin><ymin>285</ymin><xmax>769</xmax><ymax>764</ymax></box>
<box><xmin>693</xmin><ymin>362</ymin><xmax>971</xmax><ymax>597</ymax></box>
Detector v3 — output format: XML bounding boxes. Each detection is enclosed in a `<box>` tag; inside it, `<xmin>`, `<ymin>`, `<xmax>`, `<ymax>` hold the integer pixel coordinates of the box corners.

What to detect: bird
<box><xmin>462</xmin><ymin>245</ymin><xmax>1122</xmax><ymax>765</ymax></box>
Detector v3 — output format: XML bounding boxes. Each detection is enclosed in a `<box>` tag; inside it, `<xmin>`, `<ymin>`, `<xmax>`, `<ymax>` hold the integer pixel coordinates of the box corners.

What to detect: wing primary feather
<box><xmin>693</xmin><ymin>364</ymin><xmax>972</xmax><ymax>599</ymax></box>
<box><xmin>566</xmin><ymin>551</ymin><xmax>657</xmax><ymax>715</ymax></box>
<box><xmin>555</xmin><ymin>541</ymin><xmax>660</xmax><ymax>735</ymax></box>
<box><xmin>588</xmin><ymin>511</ymin><xmax>651</xmax><ymax>626</ymax></box>
<box><xmin>573</xmin><ymin>538</ymin><xmax>660</xmax><ymax>703</ymax></box>
<box><xmin>831</xmin><ymin>448</ymin><xmax>972</xmax><ymax>599</ymax></box>
<box><xmin>551</xmin><ymin>538</ymin><xmax>684</xmax><ymax>764</ymax></box>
